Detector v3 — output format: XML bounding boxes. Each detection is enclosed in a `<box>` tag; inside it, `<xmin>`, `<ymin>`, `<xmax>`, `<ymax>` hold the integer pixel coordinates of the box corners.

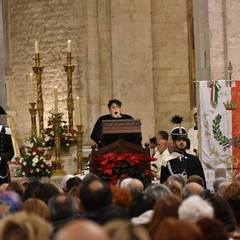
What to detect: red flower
<box><xmin>92</xmin><ymin>152</ymin><xmax>156</xmax><ymax>184</ymax></box>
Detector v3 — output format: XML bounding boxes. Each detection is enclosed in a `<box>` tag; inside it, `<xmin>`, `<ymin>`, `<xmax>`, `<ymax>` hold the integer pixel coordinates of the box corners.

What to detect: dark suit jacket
<box><xmin>0</xmin><ymin>126</ymin><xmax>14</xmax><ymax>184</ymax></box>
<box><xmin>160</xmin><ymin>151</ymin><xmax>206</xmax><ymax>187</ymax></box>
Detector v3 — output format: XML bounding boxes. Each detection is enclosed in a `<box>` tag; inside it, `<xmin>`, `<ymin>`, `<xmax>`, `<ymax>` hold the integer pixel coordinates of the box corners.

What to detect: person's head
<box><xmin>208</xmin><ymin>195</ymin><xmax>237</xmax><ymax>234</ymax></box>
<box><xmin>149</xmin><ymin>137</ymin><xmax>157</xmax><ymax>149</ymax></box>
<box><xmin>224</xmin><ymin>181</ymin><xmax>240</xmax><ymax>200</ymax></box>
<box><xmin>0</xmin><ymin>211</ymin><xmax>52</xmax><ymax>240</ymax></box>
<box><xmin>0</xmin><ymin>191</ymin><xmax>22</xmax><ymax>217</ymax></box>
<box><xmin>144</xmin><ymin>183</ymin><xmax>172</xmax><ymax>205</ymax></box>
<box><xmin>6</xmin><ymin>181</ymin><xmax>25</xmax><ymax>201</ymax></box>
<box><xmin>104</xmin><ymin>220</ymin><xmax>150</xmax><ymax>240</ymax></box>
<box><xmin>48</xmin><ymin>193</ymin><xmax>79</xmax><ymax>221</ymax></box>
<box><xmin>66</xmin><ymin>176</ymin><xmax>82</xmax><ymax>193</ymax></box>
<box><xmin>213</xmin><ymin>177</ymin><xmax>227</xmax><ymax>194</ymax></box>
<box><xmin>127</xmin><ymin>192</ymin><xmax>154</xmax><ymax>218</ymax></box>
<box><xmin>197</xmin><ymin>217</ymin><xmax>229</xmax><ymax>240</ymax></box>
<box><xmin>178</xmin><ymin>195</ymin><xmax>214</xmax><ymax>222</ymax></box>
<box><xmin>170</xmin><ymin>115</ymin><xmax>188</xmax><ymax>148</ymax></box>
<box><xmin>110</xmin><ymin>185</ymin><xmax>132</xmax><ymax>210</ymax></box>
<box><xmin>157</xmin><ymin>131</ymin><xmax>169</xmax><ymax>141</ymax></box>
<box><xmin>174</xmin><ymin>138</ymin><xmax>187</xmax><ymax>152</ymax></box>
<box><xmin>164</xmin><ymin>180</ymin><xmax>183</xmax><ymax>199</ymax></box>
<box><xmin>156</xmin><ymin>139</ymin><xmax>168</xmax><ymax>154</ymax></box>
<box><xmin>62</xmin><ymin>174</ymin><xmax>74</xmax><ymax>192</ymax></box>
<box><xmin>187</xmin><ymin>175</ymin><xmax>205</xmax><ymax>188</ymax></box>
<box><xmin>167</xmin><ymin>174</ymin><xmax>187</xmax><ymax>188</ymax></box>
<box><xmin>107</xmin><ymin>99</ymin><xmax>122</xmax><ymax>117</ymax></box>
<box><xmin>153</xmin><ymin>218</ymin><xmax>204</xmax><ymax>240</ymax></box>
<box><xmin>79</xmin><ymin>178</ymin><xmax>112</xmax><ymax>213</ymax></box>
<box><xmin>128</xmin><ymin>178</ymin><xmax>144</xmax><ymax>195</ymax></box>
<box><xmin>55</xmin><ymin>219</ymin><xmax>110</xmax><ymax>240</ymax></box>
<box><xmin>33</xmin><ymin>183</ymin><xmax>60</xmax><ymax>205</ymax></box>
<box><xmin>218</xmin><ymin>181</ymin><xmax>231</xmax><ymax>197</ymax></box>
<box><xmin>182</xmin><ymin>182</ymin><xmax>205</xmax><ymax>199</ymax></box>
<box><xmin>148</xmin><ymin>195</ymin><xmax>182</xmax><ymax>239</ymax></box>
<box><xmin>22</xmin><ymin>180</ymin><xmax>41</xmax><ymax>201</ymax></box>
<box><xmin>23</xmin><ymin>198</ymin><xmax>51</xmax><ymax>221</ymax></box>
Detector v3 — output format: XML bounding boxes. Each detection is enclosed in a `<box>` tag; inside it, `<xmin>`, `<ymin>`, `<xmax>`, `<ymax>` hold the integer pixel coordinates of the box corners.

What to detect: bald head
<box><xmin>55</xmin><ymin>220</ymin><xmax>110</xmax><ymax>240</ymax></box>
<box><xmin>183</xmin><ymin>182</ymin><xmax>204</xmax><ymax>199</ymax></box>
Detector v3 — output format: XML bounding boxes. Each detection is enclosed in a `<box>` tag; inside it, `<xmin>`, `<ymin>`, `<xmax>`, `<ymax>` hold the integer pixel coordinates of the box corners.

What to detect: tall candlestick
<box><xmin>35</xmin><ymin>41</ymin><xmax>39</xmax><ymax>54</ymax></box>
<box><xmin>76</xmin><ymin>96</ymin><xmax>81</xmax><ymax>125</ymax></box>
<box><xmin>67</xmin><ymin>40</ymin><xmax>71</xmax><ymax>53</ymax></box>
<box><xmin>54</xmin><ymin>86</ymin><xmax>58</xmax><ymax>114</ymax></box>
<box><xmin>30</xmin><ymin>73</ymin><xmax>34</xmax><ymax>103</ymax></box>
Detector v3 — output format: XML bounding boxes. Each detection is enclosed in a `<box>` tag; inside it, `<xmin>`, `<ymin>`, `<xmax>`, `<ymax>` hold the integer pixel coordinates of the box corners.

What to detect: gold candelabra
<box><xmin>32</xmin><ymin>53</ymin><xmax>44</xmax><ymax>135</ymax></box>
<box><xmin>75</xmin><ymin>124</ymin><xmax>84</xmax><ymax>174</ymax></box>
<box><xmin>53</xmin><ymin>113</ymin><xmax>66</xmax><ymax>176</ymax></box>
<box><xmin>64</xmin><ymin>52</ymin><xmax>75</xmax><ymax>130</ymax></box>
<box><xmin>29</xmin><ymin>102</ymin><xmax>37</xmax><ymax>136</ymax></box>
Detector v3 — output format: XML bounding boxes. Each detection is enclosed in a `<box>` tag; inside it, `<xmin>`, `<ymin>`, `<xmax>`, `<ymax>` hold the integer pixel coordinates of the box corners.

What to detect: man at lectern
<box><xmin>91</xmin><ymin>99</ymin><xmax>142</xmax><ymax>148</ymax></box>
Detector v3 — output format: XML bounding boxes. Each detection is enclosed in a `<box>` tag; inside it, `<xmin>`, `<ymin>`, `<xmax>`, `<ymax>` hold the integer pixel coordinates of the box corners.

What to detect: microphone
<box><xmin>114</xmin><ymin>112</ymin><xmax>118</xmax><ymax>115</ymax></box>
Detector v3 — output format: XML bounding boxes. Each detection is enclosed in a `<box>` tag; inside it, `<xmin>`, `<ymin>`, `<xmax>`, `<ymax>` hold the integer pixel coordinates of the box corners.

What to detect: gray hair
<box><xmin>144</xmin><ymin>183</ymin><xmax>172</xmax><ymax>204</ymax></box>
<box><xmin>213</xmin><ymin>177</ymin><xmax>226</xmax><ymax>193</ymax></box>
<box><xmin>178</xmin><ymin>195</ymin><xmax>214</xmax><ymax>223</ymax></box>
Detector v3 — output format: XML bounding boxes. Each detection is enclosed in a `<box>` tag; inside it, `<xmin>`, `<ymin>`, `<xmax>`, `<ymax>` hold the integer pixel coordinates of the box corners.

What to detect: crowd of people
<box><xmin>0</xmin><ymin>172</ymin><xmax>239</xmax><ymax>240</ymax></box>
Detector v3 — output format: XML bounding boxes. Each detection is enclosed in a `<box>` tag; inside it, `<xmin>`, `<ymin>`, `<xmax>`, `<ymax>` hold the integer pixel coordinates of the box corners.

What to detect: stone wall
<box><xmin>4</xmin><ymin>0</ymin><xmax>193</xmax><ymax>147</ymax></box>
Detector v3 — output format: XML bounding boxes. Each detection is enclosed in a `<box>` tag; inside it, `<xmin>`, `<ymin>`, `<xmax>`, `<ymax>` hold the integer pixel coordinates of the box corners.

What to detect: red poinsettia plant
<box><xmin>92</xmin><ymin>152</ymin><xmax>156</xmax><ymax>184</ymax></box>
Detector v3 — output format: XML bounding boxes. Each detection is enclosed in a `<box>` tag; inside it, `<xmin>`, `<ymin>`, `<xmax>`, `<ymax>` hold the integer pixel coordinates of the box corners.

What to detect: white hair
<box><xmin>178</xmin><ymin>195</ymin><xmax>214</xmax><ymax>222</ymax></box>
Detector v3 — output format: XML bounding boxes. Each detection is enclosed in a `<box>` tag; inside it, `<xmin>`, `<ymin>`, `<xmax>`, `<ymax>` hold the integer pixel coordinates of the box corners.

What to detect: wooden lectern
<box><xmin>100</xmin><ymin>119</ymin><xmax>142</xmax><ymax>147</ymax></box>
<box><xmin>90</xmin><ymin>119</ymin><xmax>150</xmax><ymax>176</ymax></box>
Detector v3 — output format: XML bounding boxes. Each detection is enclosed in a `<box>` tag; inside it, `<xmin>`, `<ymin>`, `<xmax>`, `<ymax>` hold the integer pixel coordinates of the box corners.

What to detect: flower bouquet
<box><xmin>90</xmin><ymin>152</ymin><xmax>156</xmax><ymax>185</ymax></box>
<box><xmin>13</xmin><ymin>136</ymin><xmax>56</xmax><ymax>179</ymax></box>
<box><xmin>42</xmin><ymin>111</ymin><xmax>77</xmax><ymax>153</ymax></box>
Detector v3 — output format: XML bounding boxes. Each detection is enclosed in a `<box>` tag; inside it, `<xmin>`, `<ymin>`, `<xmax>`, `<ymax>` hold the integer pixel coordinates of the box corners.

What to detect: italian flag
<box><xmin>198</xmin><ymin>80</ymin><xmax>240</xmax><ymax>188</ymax></box>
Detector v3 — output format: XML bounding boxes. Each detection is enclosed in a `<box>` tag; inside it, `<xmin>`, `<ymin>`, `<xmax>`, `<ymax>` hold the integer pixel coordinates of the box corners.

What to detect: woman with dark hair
<box><xmin>153</xmin><ymin>218</ymin><xmax>204</xmax><ymax>240</ymax></box>
<box><xmin>147</xmin><ymin>194</ymin><xmax>181</xmax><ymax>239</ymax></box>
<box><xmin>208</xmin><ymin>194</ymin><xmax>237</xmax><ymax>237</ymax></box>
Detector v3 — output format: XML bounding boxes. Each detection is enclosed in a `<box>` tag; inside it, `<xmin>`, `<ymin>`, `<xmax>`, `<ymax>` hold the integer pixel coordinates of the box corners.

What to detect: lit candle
<box><xmin>29</xmin><ymin>73</ymin><xmax>34</xmax><ymax>103</ymax></box>
<box><xmin>54</xmin><ymin>86</ymin><xmax>58</xmax><ymax>114</ymax></box>
<box><xmin>35</xmin><ymin>41</ymin><xmax>39</xmax><ymax>54</ymax></box>
<box><xmin>76</xmin><ymin>96</ymin><xmax>81</xmax><ymax>125</ymax></box>
<box><xmin>67</xmin><ymin>40</ymin><xmax>71</xmax><ymax>53</ymax></box>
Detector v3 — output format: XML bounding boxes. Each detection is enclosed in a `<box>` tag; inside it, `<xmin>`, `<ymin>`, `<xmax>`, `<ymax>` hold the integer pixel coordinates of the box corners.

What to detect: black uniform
<box><xmin>90</xmin><ymin>114</ymin><xmax>142</xmax><ymax>148</ymax></box>
<box><xmin>0</xmin><ymin>125</ymin><xmax>14</xmax><ymax>184</ymax></box>
<box><xmin>160</xmin><ymin>150</ymin><xmax>206</xmax><ymax>187</ymax></box>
